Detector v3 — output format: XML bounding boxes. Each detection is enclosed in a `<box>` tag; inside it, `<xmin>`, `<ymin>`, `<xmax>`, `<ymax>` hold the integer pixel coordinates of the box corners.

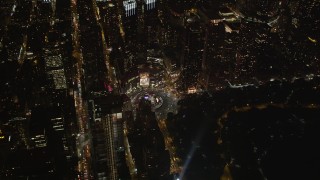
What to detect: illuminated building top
<box><xmin>143</xmin><ymin>0</ymin><xmax>156</xmax><ymax>10</ymax></box>
<box><xmin>123</xmin><ymin>0</ymin><xmax>137</xmax><ymax>16</ymax></box>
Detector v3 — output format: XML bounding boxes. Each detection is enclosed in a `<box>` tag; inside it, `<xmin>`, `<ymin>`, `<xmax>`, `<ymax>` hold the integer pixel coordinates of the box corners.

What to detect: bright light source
<box><xmin>140</xmin><ymin>73</ymin><xmax>150</xmax><ymax>87</ymax></box>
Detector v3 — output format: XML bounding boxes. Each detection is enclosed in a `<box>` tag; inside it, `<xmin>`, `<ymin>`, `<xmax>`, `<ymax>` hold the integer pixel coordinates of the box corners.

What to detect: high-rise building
<box><xmin>43</xmin><ymin>45</ymin><xmax>67</xmax><ymax>91</ymax></box>
<box><xmin>180</xmin><ymin>10</ymin><xmax>205</xmax><ymax>70</ymax></box>
<box><xmin>89</xmin><ymin>94</ymin><xmax>129</xmax><ymax>180</ymax></box>
<box><xmin>236</xmin><ymin>0</ymin><xmax>280</xmax><ymax>21</ymax></box>
<box><xmin>123</xmin><ymin>0</ymin><xmax>137</xmax><ymax>17</ymax></box>
<box><xmin>143</xmin><ymin>0</ymin><xmax>159</xmax><ymax>48</ymax></box>
<box><xmin>201</xmin><ymin>22</ymin><xmax>228</xmax><ymax>89</ymax></box>
<box><xmin>36</xmin><ymin>0</ymin><xmax>53</xmax><ymax>22</ymax></box>
<box><xmin>144</xmin><ymin>0</ymin><xmax>156</xmax><ymax>10</ymax></box>
<box><xmin>122</xmin><ymin>0</ymin><xmax>159</xmax><ymax>54</ymax></box>
<box><xmin>131</xmin><ymin>97</ymin><xmax>170</xmax><ymax>179</ymax></box>
<box><xmin>30</xmin><ymin>129</ymin><xmax>47</xmax><ymax>148</ymax></box>
<box><xmin>234</xmin><ymin>22</ymin><xmax>273</xmax><ymax>83</ymax></box>
<box><xmin>97</xmin><ymin>1</ymin><xmax>127</xmax><ymax>80</ymax></box>
<box><xmin>8</xmin><ymin>117</ymin><xmax>31</xmax><ymax>149</ymax></box>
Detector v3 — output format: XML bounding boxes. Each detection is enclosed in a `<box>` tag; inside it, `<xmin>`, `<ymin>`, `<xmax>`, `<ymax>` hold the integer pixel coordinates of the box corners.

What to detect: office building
<box><xmin>89</xmin><ymin>94</ymin><xmax>130</xmax><ymax>180</ymax></box>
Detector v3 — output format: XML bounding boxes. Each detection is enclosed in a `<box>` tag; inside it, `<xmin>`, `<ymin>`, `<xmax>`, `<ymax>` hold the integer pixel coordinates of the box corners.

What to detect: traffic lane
<box><xmin>129</xmin><ymin>89</ymin><xmax>164</xmax><ymax>105</ymax></box>
<box><xmin>127</xmin><ymin>87</ymin><xmax>178</xmax><ymax>121</ymax></box>
<box><xmin>157</xmin><ymin>91</ymin><xmax>177</xmax><ymax>111</ymax></box>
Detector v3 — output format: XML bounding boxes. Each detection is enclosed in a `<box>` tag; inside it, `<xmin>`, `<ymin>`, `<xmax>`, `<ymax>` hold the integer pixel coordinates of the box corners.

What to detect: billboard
<box><xmin>140</xmin><ymin>73</ymin><xmax>150</xmax><ymax>87</ymax></box>
<box><xmin>187</xmin><ymin>87</ymin><xmax>197</xmax><ymax>94</ymax></box>
<box><xmin>111</xmin><ymin>113</ymin><xmax>123</xmax><ymax>120</ymax></box>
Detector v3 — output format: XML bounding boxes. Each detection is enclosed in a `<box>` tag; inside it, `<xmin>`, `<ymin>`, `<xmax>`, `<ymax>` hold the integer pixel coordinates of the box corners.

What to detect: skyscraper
<box><xmin>181</xmin><ymin>10</ymin><xmax>204</xmax><ymax>70</ymax></box>
<box><xmin>89</xmin><ymin>94</ymin><xmax>130</xmax><ymax>180</ymax></box>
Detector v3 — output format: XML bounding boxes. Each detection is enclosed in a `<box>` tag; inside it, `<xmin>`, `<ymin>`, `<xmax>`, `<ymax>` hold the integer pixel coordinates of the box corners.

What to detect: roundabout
<box><xmin>142</xmin><ymin>93</ymin><xmax>164</xmax><ymax>110</ymax></box>
<box><xmin>130</xmin><ymin>89</ymin><xmax>165</xmax><ymax>111</ymax></box>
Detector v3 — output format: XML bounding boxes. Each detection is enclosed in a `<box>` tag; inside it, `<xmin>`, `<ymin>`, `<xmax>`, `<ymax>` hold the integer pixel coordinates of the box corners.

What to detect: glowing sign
<box><xmin>104</xmin><ymin>82</ymin><xmax>113</xmax><ymax>92</ymax></box>
<box><xmin>187</xmin><ymin>87</ymin><xmax>197</xmax><ymax>94</ymax></box>
<box><xmin>140</xmin><ymin>73</ymin><xmax>150</xmax><ymax>87</ymax></box>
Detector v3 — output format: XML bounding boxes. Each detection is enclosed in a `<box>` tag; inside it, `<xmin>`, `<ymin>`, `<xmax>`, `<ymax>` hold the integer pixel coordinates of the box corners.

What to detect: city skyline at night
<box><xmin>1</xmin><ymin>0</ymin><xmax>320</xmax><ymax>180</ymax></box>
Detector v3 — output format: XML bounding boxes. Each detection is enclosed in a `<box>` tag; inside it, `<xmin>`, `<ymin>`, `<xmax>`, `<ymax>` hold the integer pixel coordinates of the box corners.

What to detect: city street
<box><xmin>70</xmin><ymin>0</ymin><xmax>92</xmax><ymax>178</ymax></box>
<box><xmin>1</xmin><ymin>0</ymin><xmax>320</xmax><ymax>180</ymax></box>
<box><xmin>125</xmin><ymin>56</ymin><xmax>182</xmax><ymax>175</ymax></box>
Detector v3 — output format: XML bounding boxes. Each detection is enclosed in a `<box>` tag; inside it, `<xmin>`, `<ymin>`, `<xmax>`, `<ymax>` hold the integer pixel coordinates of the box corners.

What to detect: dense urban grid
<box><xmin>0</xmin><ymin>0</ymin><xmax>320</xmax><ymax>180</ymax></box>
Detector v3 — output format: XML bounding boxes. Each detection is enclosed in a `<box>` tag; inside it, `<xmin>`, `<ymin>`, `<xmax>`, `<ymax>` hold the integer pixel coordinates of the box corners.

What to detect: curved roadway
<box><xmin>125</xmin><ymin>58</ymin><xmax>182</xmax><ymax>174</ymax></box>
